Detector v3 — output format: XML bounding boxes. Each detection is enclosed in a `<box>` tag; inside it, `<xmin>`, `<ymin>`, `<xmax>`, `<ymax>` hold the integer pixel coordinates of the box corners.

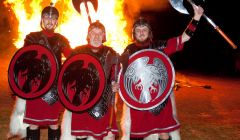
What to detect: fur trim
<box><xmin>170</xmin><ymin>92</ymin><xmax>180</xmax><ymax>125</ymax></box>
<box><xmin>60</xmin><ymin>110</ymin><xmax>76</xmax><ymax>140</ymax></box>
<box><xmin>144</xmin><ymin>134</ymin><xmax>158</xmax><ymax>140</ymax></box>
<box><xmin>120</xmin><ymin>103</ymin><xmax>131</xmax><ymax>140</ymax></box>
<box><xmin>15</xmin><ymin>97</ymin><xmax>26</xmax><ymax>114</ymax></box>
<box><xmin>170</xmin><ymin>130</ymin><xmax>181</xmax><ymax>140</ymax></box>
<box><xmin>143</xmin><ymin>130</ymin><xmax>181</xmax><ymax>140</ymax></box>
<box><xmin>169</xmin><ymin>93</ymin><xmax>181</xmax><ymax>140</ymax></box>
<box><xmin>87</xmin><ymin>136</ymin><xmax>96</xmax><ymax>140</ymax></box>
<box><xmin>8</xmin><ymin>97</ymin><xmax>28</xmax><ymax>139</ymax></box>
<box><xmin>103</xmin><ymin>131</ymin><xmax>115</xmax><ymax>140</ymax></box>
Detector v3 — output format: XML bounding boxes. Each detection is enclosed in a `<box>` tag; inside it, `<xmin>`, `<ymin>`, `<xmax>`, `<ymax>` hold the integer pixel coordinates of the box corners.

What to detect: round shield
<box><xmin>118</xmin><ymin>49</ymin><xmax>175</xmax><ymax>110</ymax></box>
<box><xmin>8</xmin><ymin>45</ymin><xmax>58</xmax><ymax>99</ymax></box>
<box><xmin>58</xmin><ymin>53</ymin><xmax>105</xmax><ymax>112</ymax></box>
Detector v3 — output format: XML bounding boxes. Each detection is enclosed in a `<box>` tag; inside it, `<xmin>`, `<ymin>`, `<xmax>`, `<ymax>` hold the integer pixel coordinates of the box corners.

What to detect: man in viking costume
<box><xmin>120</xmin><ymin>3</ymin><xmax>204</xmax><ymax>140</ymax></box>
<box><xmin>60</xmin><ymin>21</ymin><xmax>119</xmax><ymax>140</ymax></box>
<box><xmin>8</xmin><ymin>3</ymin><xmax>72</xmax><ymax>140</ymax></box>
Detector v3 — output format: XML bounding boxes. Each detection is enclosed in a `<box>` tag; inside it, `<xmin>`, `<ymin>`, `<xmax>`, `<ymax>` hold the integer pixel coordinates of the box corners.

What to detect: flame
<box><xmin>4</xmin><ymin>0</ymin><xmax>130</xmax><ymax>54</ymax></box>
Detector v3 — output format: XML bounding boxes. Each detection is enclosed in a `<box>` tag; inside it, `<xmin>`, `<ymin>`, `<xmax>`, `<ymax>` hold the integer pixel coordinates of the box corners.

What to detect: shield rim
<box><xmin>8</xmin><ymin>45</ymin><xmax>58</xmax><ymax>99</ymax></box>
<box><xmin>58</xmin><ymin>53</ymin><xmax>106</xmax><ymax>112</ymax></box>
<box><xmin>118</xmin><ymin>49</ymin><xmax>175</xmax><ymax>110</ymax></box>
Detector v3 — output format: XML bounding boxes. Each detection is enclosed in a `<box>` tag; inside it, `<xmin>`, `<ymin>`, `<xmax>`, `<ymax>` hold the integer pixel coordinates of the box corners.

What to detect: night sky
<box><xmin>138</xmin><ymin>0</ymin><xmax>240</xmax><ymax>75</ymax></box>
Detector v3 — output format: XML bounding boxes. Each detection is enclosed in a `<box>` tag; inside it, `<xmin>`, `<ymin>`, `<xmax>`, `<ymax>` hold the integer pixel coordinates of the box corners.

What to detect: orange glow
<box><xmin>4</xmin><ymin>0</ymin><xmax>130</xmax><ymax>54</ymax></box>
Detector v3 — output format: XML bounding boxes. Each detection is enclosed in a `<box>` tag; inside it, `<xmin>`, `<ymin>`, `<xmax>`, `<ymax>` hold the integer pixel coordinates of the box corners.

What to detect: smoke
<box><xmin>123</xmin><ymin>0</ymin><xmax>170</xmax><ymax>38</ymax></box>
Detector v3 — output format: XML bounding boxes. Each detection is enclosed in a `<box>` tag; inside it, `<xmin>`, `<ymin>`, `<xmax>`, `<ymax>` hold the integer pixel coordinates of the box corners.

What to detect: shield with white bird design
<box><xmin>119</xmin><ymin>49</ymin><xmax>175</xmax><ymax>110</ymax></box>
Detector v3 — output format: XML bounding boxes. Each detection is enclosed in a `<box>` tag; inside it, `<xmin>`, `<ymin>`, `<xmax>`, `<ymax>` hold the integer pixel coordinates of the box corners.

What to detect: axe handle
<box><xmin>84</xmin><ymin>1</ymin><xmax>92</xmax><ymax>23</ymax></box>
<box><xmin>187</xmin><ymin>0</ymin><xmax>237</xmax><ymax>49</ymax></box>
<box><xmin>109</xmin><ymin>63</ymin><xmax>118</xmax><ymax>128</ymax></box>
<box><xmin>215</xmin><ymin>26</ymin><xmax>237</xmax><ymax>49</ymax></box>
<box><xmin>114</xmin><ymin>57</ymin><xmax>119</xmax><ymax>82</ymax></box>
<box><xmin>202</xmin><ymin>14</ymin><xmax>237</xmax><ymax>49</ymax></box>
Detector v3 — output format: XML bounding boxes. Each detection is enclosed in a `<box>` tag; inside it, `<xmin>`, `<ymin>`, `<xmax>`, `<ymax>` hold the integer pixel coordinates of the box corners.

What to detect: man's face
<box><xmin>42</xmin><ymin>13</ymin><xmax>58</xmax><ymax>31</ymax></box>
<box><xmin>134</xmin><ymin>25</ymin><xmax>150</xmax><ymax>43</ymax></box>
<box><xmin>88</xmin><ymin>27</ymin><xmax>104</xmax><ymax>47</ymax></box>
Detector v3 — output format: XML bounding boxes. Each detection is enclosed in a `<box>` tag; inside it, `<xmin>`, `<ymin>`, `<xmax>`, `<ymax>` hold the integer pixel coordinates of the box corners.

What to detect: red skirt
<box><xmin>130</xmin><ymin>93</ymin><xmax>180</xmax><ymax>138</ymax></box>
<box><xmin>23</xmin><ymin>98</ymin><xmax>63</xmax><ymax>125</ymax></box>
<box><xmin>71</xmin><ymin>107</ymin><xmax>119</xmax><ymax>140</ymax></box>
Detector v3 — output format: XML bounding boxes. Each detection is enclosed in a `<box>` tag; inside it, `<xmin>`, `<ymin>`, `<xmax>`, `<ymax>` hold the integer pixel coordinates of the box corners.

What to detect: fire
<box><xmin>4</xmin><ymin>0</ymin><xmax>130</xmax><ymax>54</ymax></box>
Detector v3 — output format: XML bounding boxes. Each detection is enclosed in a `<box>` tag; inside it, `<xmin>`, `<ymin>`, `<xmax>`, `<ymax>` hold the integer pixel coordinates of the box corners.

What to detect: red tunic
<box><xmin>71</xmin><ymin>106</ymin><xmax>118</xmax><ymax>139</ymax></box>
<box><xmin>123</xmin><ymin>36</ymin><xmax>183</xmax><ymax>138</ymax></box>
<box><xmin>130</xmin><ymin>93</ymin><xmax>180</xmax><ymax>138</ymax></box>
<box><xmin>23</xmin><ymin>30</ymin><xmax>71</xmax><ymax>125</ymax></box>
<box><xmin>70</xmin><ymin>45</ymin><xmax>119</xmax><ymax>139</ymax></box>
<box><xmin>24</xmin><ymin>98</ymin><xmax>63</xmax><ymax>125</ymax></box>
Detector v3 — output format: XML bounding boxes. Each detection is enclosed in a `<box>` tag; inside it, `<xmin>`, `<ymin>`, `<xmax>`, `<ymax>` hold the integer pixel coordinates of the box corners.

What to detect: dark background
<box><xmin>139</xmin><ymin>0</ymin><xmax>240</xmax><ymax>76</ymax></box>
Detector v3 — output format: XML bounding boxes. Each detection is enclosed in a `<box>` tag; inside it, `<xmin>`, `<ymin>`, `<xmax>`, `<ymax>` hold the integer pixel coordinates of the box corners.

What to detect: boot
<box><xmin>48</xmin><ymin>127</ymin><xmax>61</xmax><ymax>140</ymax></box>
<box><xmin>26</xmin><ymin>127</ymin><xmax>40</xmax><ymax>140</ymax></box>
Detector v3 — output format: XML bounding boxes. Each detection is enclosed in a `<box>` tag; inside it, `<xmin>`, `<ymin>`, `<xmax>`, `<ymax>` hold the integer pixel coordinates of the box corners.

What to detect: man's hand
<box><xmin>192</xmin><ymin>4</ymin><xmax>204</xmax><ymax>21</ymax></box>
<box><xmin>111</xmin><ymin>81</ymin><xmax>119</xmax><ymax>93</ymax></box>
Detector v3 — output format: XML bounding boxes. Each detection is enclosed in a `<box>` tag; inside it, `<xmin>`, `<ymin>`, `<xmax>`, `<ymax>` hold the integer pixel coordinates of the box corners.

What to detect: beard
<box><xmin>90</xmin><ymin>39</ymin><xmax>102</xmax><ymax>48</ymax></box>
<box><xmin>135</xmin><ymin>37</ymin><xmax>151</xmax><ymax>47</ymax></box>
<box><xmin>135</xmin><ymin>33</ymin><xmax>150</xmax><ymax>43</ymax></box>
<box><xmin>44</xmin><ymin>24</ymin><xmax>55</xmax><ymax>32</ymax></box>
<box><xmin>41</xmin><ymin>20</ymin><xmax>57</xmax><ymax>32</ymax></box>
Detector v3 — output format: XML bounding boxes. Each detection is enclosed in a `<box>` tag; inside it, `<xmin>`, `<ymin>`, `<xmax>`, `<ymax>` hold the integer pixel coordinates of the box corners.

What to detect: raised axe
<box><xmin>169</xmin><ymin>0</ymin><xmax>238</xmax><ymax>49</ymax></box>
<box><xmin>72</xmin><ymin>0</ymin><xmax>98</xmax><ymax>24</ymax></box>
<box><xmin>109</xmin><ymin>53</ymin><xmax>120</xmax><ymax>128</ymax></box>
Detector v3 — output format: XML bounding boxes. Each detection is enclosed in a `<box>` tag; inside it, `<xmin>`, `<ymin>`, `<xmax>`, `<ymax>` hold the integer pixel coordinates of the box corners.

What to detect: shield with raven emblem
<box><xmin>119</xmin><ymin>49</ymin><xmax>175</xmax><ymax>110</ymax></box>
<box><xmin>8</xmin><ymin>45</ymin><xmax>58</xmax><ymax>99</ymax></box>
<box><xmin>58</xmin><ymin>53</ymin><xmax>105</xmax><ymax>112</ymax></box>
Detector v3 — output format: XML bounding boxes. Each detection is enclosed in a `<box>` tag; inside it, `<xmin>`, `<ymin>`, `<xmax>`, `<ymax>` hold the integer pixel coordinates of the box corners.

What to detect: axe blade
<box><xmin>169</xmin><ymin>0</ymin><xmax>189</xmax><ymax>14</ymax></box>
<box><xmin>72</xmin><ymin>0</ymin><xmax>98</xmax><ymax>14</ymax></box>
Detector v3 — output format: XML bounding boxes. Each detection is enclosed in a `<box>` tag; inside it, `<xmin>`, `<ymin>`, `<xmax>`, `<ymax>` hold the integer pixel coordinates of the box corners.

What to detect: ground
<box><xmin>174</xmin><ymin>72</ymin><xmax>240</xmax><ymax>140</ymax></box>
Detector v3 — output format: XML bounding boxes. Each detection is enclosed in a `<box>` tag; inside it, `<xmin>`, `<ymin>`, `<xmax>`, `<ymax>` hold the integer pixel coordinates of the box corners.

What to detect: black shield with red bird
<box><xmin>58</xmin><ymin>53</ymin><xmax>105</xmax><ymax>112</ymax></box>
<box><xmin>8</xmin><ymin>45</ymin><xmax>58</xmax><ymax>99</ymax></box>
